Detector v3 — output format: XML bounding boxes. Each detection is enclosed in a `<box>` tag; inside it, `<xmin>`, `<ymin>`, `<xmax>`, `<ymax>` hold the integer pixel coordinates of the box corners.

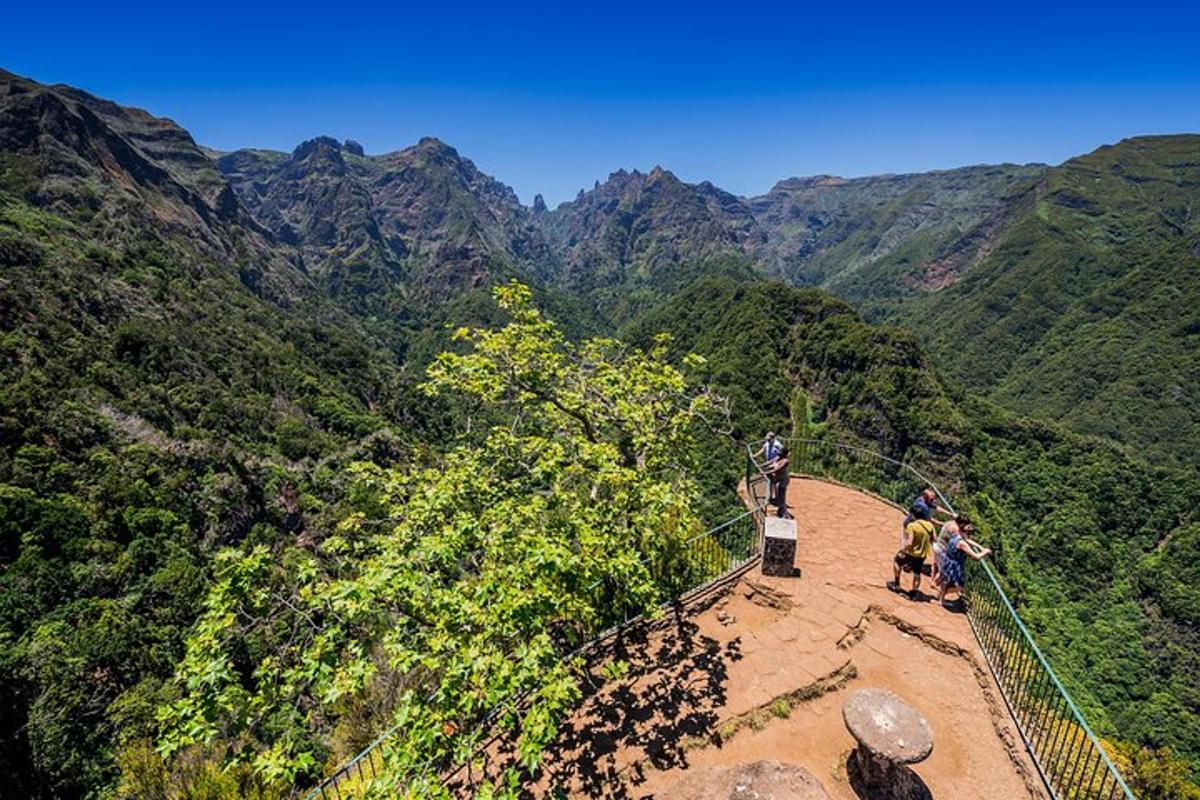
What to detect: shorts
<box><xmin>894</xmin><ymin>551</ymin><xmax>925</xmax><ymax>574</ymax></box>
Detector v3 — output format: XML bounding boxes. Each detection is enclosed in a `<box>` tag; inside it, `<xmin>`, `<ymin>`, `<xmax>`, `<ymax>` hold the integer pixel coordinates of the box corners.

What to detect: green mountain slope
<box><xmin>746</xmin><ymin>164</ymin><xmax>1047</xmax><ymax>304</ymax></box>
<box><xmin>898</xmin><ymin>135</ymin><xmax>1200</xmax><ymax>467</ymax></box>
<box><xmin>0</xmin><ymin>71</ymin><xmax>441</xmax><ymax>798</ymax></box>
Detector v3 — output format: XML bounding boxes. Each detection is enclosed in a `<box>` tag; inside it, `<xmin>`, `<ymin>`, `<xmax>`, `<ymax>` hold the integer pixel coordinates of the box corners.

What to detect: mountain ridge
<box><xmin>10</xmin><ymin>66</ymin><xmax>1197</xmax><ymax>466</ymax></box>
<box><xmin>216</xmin><ymin>133</ymin><xmax>558</xmax><ymax>307</ymax></box>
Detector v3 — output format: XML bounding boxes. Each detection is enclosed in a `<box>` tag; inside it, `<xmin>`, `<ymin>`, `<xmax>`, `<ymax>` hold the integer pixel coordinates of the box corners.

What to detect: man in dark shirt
<box><xmin>770</xmin><ymin>443</ymin><xmax>792</xmax><ymax>519</ymax></box>
<box><xmin>901</xmin><ymin>488</ymin><xmax>949</xmax><ymax>544</ymax></box>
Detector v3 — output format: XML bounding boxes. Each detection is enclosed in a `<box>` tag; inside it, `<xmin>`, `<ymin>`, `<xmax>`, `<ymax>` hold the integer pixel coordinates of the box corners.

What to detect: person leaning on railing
<box><xmin>900</xmin><ymin>487</ymin><xmax>953</xmax><ymax>546</ymax></box>
<box><xmin>931</xmin><ymin>514</ymin><xmax>968</xmax><ymax>585</ymax></box>
<box><xmin>936</xmin><ymin>521</ymin><xmax>991</xmax><ymax>608</ymax></box>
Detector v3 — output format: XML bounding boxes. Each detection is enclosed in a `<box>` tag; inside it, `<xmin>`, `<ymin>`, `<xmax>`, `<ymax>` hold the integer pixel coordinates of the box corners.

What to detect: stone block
<box><xmin>763</xmin><ymin>516</ymin><xmax>798</xmax><ymax>577</ymax></box>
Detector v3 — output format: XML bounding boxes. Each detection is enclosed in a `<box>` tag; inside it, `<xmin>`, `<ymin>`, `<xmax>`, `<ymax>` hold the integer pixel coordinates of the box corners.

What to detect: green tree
<box><xmin>157</xmin><ymin>282</ymin><xmax>724</xmax><ymax>797</ymax></box>
<box><xmin>1110</xmin><ymin>741</ymin><xmax>1200</xmax><ymax>800</ymax></box>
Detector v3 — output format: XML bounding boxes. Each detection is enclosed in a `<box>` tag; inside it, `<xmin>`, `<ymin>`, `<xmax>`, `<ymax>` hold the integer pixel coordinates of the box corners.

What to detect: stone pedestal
<box><xmin>843</xmin><ymin>688</ymin><xmax>933</xmax><ymax>800</ymax></box>
<box><xmin>763</xmin><ymin>515</ymin><xmax>798</xmax><ymax>577</ymax></box>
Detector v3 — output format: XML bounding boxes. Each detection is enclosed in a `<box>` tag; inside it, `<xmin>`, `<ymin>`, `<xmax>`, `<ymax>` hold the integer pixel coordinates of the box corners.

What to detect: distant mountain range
<box><xmin>4</xmin><ymin>67</ymin><xmax>1199</xmax><ymax>467</ymax></box>
<box><xmin>211</xmin><ymin>133</ymin><xmax>1050</xmax><ymax>317</ymax></box>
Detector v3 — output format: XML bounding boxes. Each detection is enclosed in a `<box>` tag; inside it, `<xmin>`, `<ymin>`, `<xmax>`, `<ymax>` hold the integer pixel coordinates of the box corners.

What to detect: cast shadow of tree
<box><xmin>476</xmin><ymin>597</ymin><xmax>742</xmax><ymax>799</ymax></box>
<box><xmin>548</xmin><ymin>603</ymin><xmax>742</xmax><ymax>798</ymax></box>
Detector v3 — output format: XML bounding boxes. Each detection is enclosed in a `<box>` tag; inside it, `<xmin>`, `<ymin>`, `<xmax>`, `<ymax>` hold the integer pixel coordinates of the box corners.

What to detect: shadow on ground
<box><xmin>494</xmin><ymin>601</ymin><xmax>741</xmax><ymax>799</ymax></box>
<box><xmin>847</xmin><ymin>748</ymin><xmax>934</xmax><ymax>800</ymax></box>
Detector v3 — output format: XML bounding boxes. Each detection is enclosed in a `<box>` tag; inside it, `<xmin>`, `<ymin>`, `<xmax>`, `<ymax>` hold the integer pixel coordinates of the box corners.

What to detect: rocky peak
<box><xmin>410</xmin><ymin>136</ymin><xmax>462</xmax><ymax>164</ymax></box>
<box><xmin>290</xmin><ymin>136</ymin><xmax>346</xmax><ymax>169</ymax></box>
<box><xmin>532</xmin><ymin>193</ymin><xmax>548</xmax><ymax>214</ymax></box>
<box><xmin>218</xmin><ymin>133</ymin><xmax>559</xmax><ymax>299</ymax></box>
<box><xmin>537</xmin><ymin>162</ymin><xmax>765</xmax><ymax>298</ymax></box>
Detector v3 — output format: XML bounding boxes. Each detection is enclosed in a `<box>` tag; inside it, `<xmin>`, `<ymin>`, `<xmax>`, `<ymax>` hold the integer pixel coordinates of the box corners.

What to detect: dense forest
<box><xmin>1</xmin><ymin>69</ymin><xmax>1198</xmax><ymax>798</ymax></box>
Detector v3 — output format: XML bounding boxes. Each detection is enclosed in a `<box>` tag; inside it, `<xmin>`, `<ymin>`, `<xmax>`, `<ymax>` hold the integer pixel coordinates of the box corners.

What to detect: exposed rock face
<box><xmin>539</xmin><ymin>166</ymin><xmax>766</xmax><ymax>295</ymax></box>
<box><xmin>657</xmin><ymin>760</ymin><xmax>833</xmax><ymax>799</ymax></box>
<box><xmin>218</xmin><ymin>136</ymin><xmax>558</xmax><ymax>302</ymax></box>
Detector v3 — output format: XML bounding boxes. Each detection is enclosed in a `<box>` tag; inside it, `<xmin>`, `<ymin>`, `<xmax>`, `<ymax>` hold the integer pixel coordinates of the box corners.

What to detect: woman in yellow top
<box><xmin>889</xmin><ymin>517</ymin><xmax>935</xmax><ymax>597</ymax></box>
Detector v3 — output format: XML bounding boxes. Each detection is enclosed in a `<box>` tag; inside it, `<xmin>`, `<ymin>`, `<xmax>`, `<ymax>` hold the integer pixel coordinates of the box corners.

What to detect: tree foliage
<box><xmin>159</xmin><ymin>282</ymin><xmax>724</xmax><ymax>796</ymax></box>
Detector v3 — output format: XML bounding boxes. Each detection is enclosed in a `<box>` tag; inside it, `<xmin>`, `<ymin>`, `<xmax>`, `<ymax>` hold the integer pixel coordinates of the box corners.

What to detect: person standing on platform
<box><xmin>754</xmin><ymin>431</ymin><xmax>783</xmax><ymax>509</ymax></box>
<box><xmin>931</xmin><ymin>515</ymin><xmax>968</xmax><ymax>586</ymax></box>
<box><xmin>900</xmin><ymin>487</ymin><xmax>951</xmax><ymax>545</ymax></box>
<box><xmin>890</xmin><ymin>516</ymin><xmax>935</xmax><ymax>597</ymax></box>
<box><xmin>769</xmin><ymin>442</ymin><xmax>793</xmax><ymax>519</ymax></box>
<box><xmin>938</xmin><ymin>522</ymin><xmax>991</xmax><ymax>608</ymax></box>
<box><xmin>754</xmin><ymin>430</ymin><xmax>783</xmax><ymax>463</ymax></box>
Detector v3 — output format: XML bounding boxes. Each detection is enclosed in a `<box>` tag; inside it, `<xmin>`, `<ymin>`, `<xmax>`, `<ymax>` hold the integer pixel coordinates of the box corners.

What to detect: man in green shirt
<box><xmin>890</xmin><ymin>517</ymin><xmax>935</xmax><ymax>597</ymax></box>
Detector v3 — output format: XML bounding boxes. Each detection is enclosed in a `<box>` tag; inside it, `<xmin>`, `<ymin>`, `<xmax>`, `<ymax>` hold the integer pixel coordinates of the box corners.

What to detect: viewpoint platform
<box><xmin>521</xmin><ymin>477</ymin><xmax>1045</xmax><ymax>799</ymax></box>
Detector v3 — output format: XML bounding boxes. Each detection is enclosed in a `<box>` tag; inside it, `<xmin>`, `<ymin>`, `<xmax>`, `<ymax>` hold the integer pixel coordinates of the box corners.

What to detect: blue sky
<box><xmin>5</xmin><ymin>0</ymin><xmax>1199</xmax><ymax>205</ymax></box>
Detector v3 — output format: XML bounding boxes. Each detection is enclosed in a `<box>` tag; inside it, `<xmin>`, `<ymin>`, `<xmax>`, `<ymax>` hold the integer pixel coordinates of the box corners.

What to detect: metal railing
<box><xmin>302</xmin><ymin>499</ymin><xmax>766</xmax><ymax>799</ymax></box>
<box><xmin>748</xmin><ymin>437</ymin><xmax>1136</xmax><ymax>800</ymax></box>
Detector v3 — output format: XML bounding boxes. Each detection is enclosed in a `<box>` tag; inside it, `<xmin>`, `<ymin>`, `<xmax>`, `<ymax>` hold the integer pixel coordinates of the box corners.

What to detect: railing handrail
<box><xmin>747</xmin><ymin>436</ymin><xmax>1136</xmax><ymax>800</ymax></box>
<box><xmin>302</xmin><ymin>495</ymin><xmax>768</xmax><ymax>799</ymax></box>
